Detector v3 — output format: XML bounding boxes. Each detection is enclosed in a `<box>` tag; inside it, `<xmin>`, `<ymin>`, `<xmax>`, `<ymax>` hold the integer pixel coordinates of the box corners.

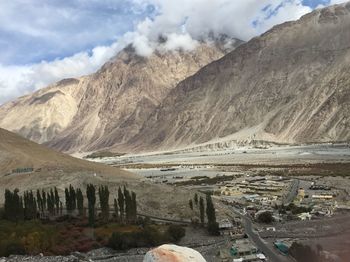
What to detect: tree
<box><xmin>54</xmin><ymin>187</ymin><xmax>60</xmax><ymax>214</ymax></box>
<box><xmin>69</xmin><ymin>185</ymin><xmax>77</xmax><ymax>212</ymax></box>
<box><xmin>86</xmin><ymin>184</ymin><xmax>96</xmax><ymax>227</ymax></box>
<box><xmin>167</xmin><ymin>225</ymin><xmax>186</xmax><ymax>242</ymax></box>
<box><xmin>4</xmin><ymin>189</ymin><xmax>24</xmax><ymax>222</ymax></box>
<box><xmin>206</xmin><ymin>194</ymin><xmax>219</xmax><ymax>235</ymax></box>
<box><xmin>123</xmin><ymin>186</ymin><xmax>131</xmax><ymax>223</ymax></box>
<box><xmin>42</xmin><ymin>190</ymin><xmax>47</xmax><ymax>211</ymax></box>
<box><xmin>36</xmin><ymin>189</ymin><xmax>43</xmax><ymax>214</ymax></box>
<box><xmin>65</xmin><ymin>188</ymin><xmax>70</xmax><ymax>214</ymax></box>
<box><xmin>47</xmin><ymin>189</ymin><xmax>55</xmax><ymax>215</ymax></box>
<box><xmin>189</xmin><ymin>199</ymin><xmax>193</xmax><ymax>210</ymax></box>
<box><xmin>256</xmin><ymin>211</ymin><xmax>274</xmax><ymax>224</ymax></box>
<box><xmin>76</xmin><ymin>188</ymin><xmax>84</xmax><ymax>217</ymax></box>
<box><xmin>199</xmin><ymin>197</ymin><xmax>205</xmax><ymax>225</ymax></box>
<box><xmin>23</xmin><ymin>190</ymin><xmax>37</xmax><ymax>220</ymax></box>
<box><xmin>131</xmin><ymin>191</ymin><xmax>137</xmax><ymax>222</ymax></box>
<box><xmin>114</xmin><ymin>198</ymin><xmax>119</xmax><ymax>221</ymax></box>
<box><xmin>118</xmin><ymin>187</ymin><xmax>125</xmax><ymax>222</ymax></box>
<box><xmin>98</xmin><ymin>185</ymin><xmax>110</xmax><ymax>223</ymax></box>
<box><xmin>194</xmin><ymin>193</ymin><xmax>198</xmax><ymax>206</ymax></box>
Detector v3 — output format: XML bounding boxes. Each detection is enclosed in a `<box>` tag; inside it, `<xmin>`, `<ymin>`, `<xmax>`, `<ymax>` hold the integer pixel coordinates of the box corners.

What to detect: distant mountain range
<box><xmin>1</xmin><ymin>3</ymin><xmax>349</xmax><ymax>154</ymax></box>
<box><xmin>0</xmin><ymin>37</ymin><xmax>241</xmax><ymax>153</ymax></box>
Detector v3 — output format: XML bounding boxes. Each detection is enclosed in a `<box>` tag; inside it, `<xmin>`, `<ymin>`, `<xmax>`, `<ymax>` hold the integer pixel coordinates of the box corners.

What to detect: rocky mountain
<box><xmin>0</xmin><ymin>38</ymin><xmax>241</xmax><ymax>153</ymax></box>
<box><xmin>126</xmin><ymin>3</ymin><xmax>350</xmax><ymax>152</ymax></box>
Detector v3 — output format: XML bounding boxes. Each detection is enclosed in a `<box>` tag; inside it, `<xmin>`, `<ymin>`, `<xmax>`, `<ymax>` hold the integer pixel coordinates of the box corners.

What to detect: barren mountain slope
<box><xmin>0</xmin><ymin>39</ymin><xmax>241</xmax><ymax>153</ymax></box>
<box><xmin>0</xmin><ymin>78</ymin><xmax>87</xmax><ymax>144</ymax></box>
<box><xmin>0</xmin><ymin>128</ymin><xmax>195</xmax><ymax>220</ymax></box>
<box><xmin>128</xmin><ymin>3</ymin><xmax>350</xmax><ymax>152</ymax></box>
<box><xmin>0</xmin><ymin>127</ymin><xmax>133</xmax><ymax>178</ymax></box>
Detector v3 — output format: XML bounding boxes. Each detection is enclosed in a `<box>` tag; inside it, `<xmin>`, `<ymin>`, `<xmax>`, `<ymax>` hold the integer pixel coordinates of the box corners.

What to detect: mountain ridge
<box><xmin>0</xmin><ymin>39</ymin><xmax>241</xmax><ymax>153</ymax></box>
<box><xmin>122</xmin><ymin>2</ymin><xmax>350</xmax><ymax>152</ymax></box>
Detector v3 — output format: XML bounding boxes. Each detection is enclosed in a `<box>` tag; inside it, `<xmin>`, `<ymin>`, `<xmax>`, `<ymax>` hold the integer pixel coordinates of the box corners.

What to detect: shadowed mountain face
<box><xmin>0</xmin><ymin>39</ymin><xmax>240</xmax><ymax>153</ymax></box>
<box><xmin>125</xmin><ymin>3</ymin><xmax>350</xmax><ymax>152</ymax></box>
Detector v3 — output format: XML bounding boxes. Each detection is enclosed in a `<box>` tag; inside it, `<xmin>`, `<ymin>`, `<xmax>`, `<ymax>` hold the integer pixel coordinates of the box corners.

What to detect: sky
<box><xmin>0</xmin><ymin>0</ymin><xmax>347</xmax><ymax>104</ymax></box>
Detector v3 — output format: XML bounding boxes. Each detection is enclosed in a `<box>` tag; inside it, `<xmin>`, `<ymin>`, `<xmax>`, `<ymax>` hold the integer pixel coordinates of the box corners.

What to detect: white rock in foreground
<box><xmin>143</xmin><ymin>244</ymin><xmax>206</xmax><ymax>262</ymax></box>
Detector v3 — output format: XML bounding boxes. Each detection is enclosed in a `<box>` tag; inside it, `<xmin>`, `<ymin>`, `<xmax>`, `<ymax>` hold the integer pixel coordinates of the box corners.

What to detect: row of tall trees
<box><xmin>189</xmin><ymin>193</ymin><xmax>219</xmax><ymax>235</ymax></box>
<box><xmin>113</xmin><ymin>187</ymin><xmax>137</xmax><ymax>224</ymax></box>
<box><xmin>3</xmin><ymin>185</ymin><xmax>138</xmax><ymax>228</ymax></box>
<box><xmin>4</xmin><ymin>188</ymin><xmax>63</xmax><ymax>222</ymax></box>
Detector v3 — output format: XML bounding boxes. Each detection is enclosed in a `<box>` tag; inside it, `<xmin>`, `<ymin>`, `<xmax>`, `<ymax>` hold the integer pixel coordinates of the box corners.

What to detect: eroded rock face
<box><xmin>143</xmin><ymin>244</ymin><xmax>206</xmax><ymax>262</ymax></box>
<box><xmin>128</xmin><ymin>3</ymin><xmax>350</xmax><ymax>152</ymax></box>
<box><xmin>0</xmin><ymin>40</ymin><xmax>239</xmax><ymax>153</ymax></box>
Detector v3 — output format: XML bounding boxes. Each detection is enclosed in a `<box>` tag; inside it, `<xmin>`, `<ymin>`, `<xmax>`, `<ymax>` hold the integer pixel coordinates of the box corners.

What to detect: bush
<box><xmin>108</xmin><ymin>224</ymin><xmax>186</xmax><ymax>250</ymax></box>
<box><xmin>166</xmin><ymin>225</ymin><xmax>186</xmax><ymax>242</ymax></box>
<box><xmin>3</xmin><ymin>242</ymin><xmax>26</xmax><ymax>257</ymax></box>
<box><xmin>256</xmin><ymin>211</ymin><xmax>274</xmax><ymax>224</ymax></box>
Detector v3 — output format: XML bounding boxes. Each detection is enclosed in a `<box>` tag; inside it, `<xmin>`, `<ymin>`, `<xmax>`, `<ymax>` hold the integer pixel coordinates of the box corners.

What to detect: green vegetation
<box><xmin>277</xmin><ymin>203</ymin><xmax>312</xmax><ymax>215</ymax></box>
<box><xmin>199</xmin><ymin>196</ymin><xmax>205</xmax><ymax>225</ymax></box>
<box><xmin>189</xmin><ymin>199</ymin><xmax>193</xmax><ymax>210</ymax></box>
<box><xmin>174</xmin><ymin>175</ymin><xmax>237</xmax><ymax>186</ymax></box>
<box><xmin>108</xmin><ymin>224</ymin><xmax>185</xmax><ymax>250</ymax></box>
<box><xmin>256</xmin><ymin>211</ymin><xmax>274</xmax><ymax>224</ymax></box>
<box><xmin>190</xmin><ymin>193</ymin><xmax>219</xmax><ymax>235</ymax></box>
<box><xmin>0</xmin><ymin>185</ymin><xmax>188</xmax><ymax>256</ymax></box>
<box><xmin>206</xmin><ymin>194</ymin><xmax>219</xmax><ymax>235</ymax></box>
<box><xmin>98</xmin><ymin>185</ymin><xmax>110</xmax><ymax>223</ymax></box>
<box><xmin>86</xmin><ymin>184</ymin><xmax>96</xmax><ymax>227</ymax></box>
<box><xmin>84</xmin><ymin>151</ymin><xmax>125</xmax><ymax>159</ymax></box>
<box><xmin>0</xmin><ymin>220</ymin><xmax>58</xmax><ymax>256</ymax></box>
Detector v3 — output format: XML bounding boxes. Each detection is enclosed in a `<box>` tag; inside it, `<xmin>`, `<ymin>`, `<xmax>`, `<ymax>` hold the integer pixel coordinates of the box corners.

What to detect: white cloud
<box><xmin>0</xmin><ymin>41</ymin><xmax>125</xmax><ymax>103</ymax></box>
<box><xmin>163</xmin><ymin>33</ymin><xmax>199</xmax><ymax>52</ymax></box>
<box><xmin>1</xmin><ymin>0</ymin><xmax>345</xmax><ymax>104</ymax></box>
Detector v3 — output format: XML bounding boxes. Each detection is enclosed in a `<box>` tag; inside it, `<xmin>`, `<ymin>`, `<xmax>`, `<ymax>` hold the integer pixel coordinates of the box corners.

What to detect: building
<box><xmin>219</xmin><ymin>219</ymin><xmax>234</xmax><ymax>230</ymax></box>
<box><xmin>312</xmin><ymin>194</ymin><xmax>333</xmax><ymax>199</ymax></box>
<box><xmin>231</xmin><ymin>239</ymin><xmax>258</xmax><ymax>258</ymax></box>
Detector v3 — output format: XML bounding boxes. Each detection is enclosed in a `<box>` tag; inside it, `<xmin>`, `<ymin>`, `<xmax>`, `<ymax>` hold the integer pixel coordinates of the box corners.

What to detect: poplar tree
<box><xmin>123</xmin><ymin>186</ymin><xmax>131</xmax><ymax>223</ymax></box>
<box><xmin>76</xmin><ymin>188</ymin><xmax>84</xmax><ymax>217</ymax></box>
<box><xmin>37</xmin><ymin>189</ymin><xmax>43</xmax><ymax>213</ymax></box>
<box><xmin>98</xmin><ymin>185</ymin><xmax>110</xmax><ymax>223</ymax></box>
<box><xmin>194</xmin><ymin>193</ymin><xmax>198</xmax><ymax>206</ymax></box>
<box><xmin>42</xmin><ymin>190</ymin><xmax>47</xmax><ymax>211</ymax></box>
<box><xmin>114</xmin><ymin>198</ymin><xmax>119</xmax><ymax>221</ymax></box>
<box><xmin>54</xmin><ymin>187</ymin><xmax>60</xmax><ymax>214</ymax></box>
<box><xmin>118</xmin><ymin>187</ymin><xmax>124</xmax><ymax>222</ymax></box>
<box><xmin>69</xmin><ymin>185</ymin><xmax>77</xmax><ymax>211</ymax></box>
<box><xmin>23</xmin><ymin>190</ymin><xmax>37</xmax><ymax>220</ymax></box>
<box><xmin>86</xmin><ymin>184</ymin><xmax>96</xmax><ymax>227</ymax></box>
<box><xmin>199</xmin><ymin>196</ymin><xmax>205</xmax><ymax>225</ymax></box>
<box><xmin>4</xmin><ymin>189</ymin><xmax>24</xmax><ymax>222</ymax></box>
<box><xmin>131</xmin><ymin>191</ymin><xmax>137</xmax><ymax>222</ymax></box>
<box><xmin>65</xmin><ymin>187</ymin><xmax>70</xmax><ymax>213</ymax></box>
<box><xmin>189</xmin><ymin>199</ymin><xmax>193</xmax><ymax>210</ymax></box>
<box><xmin>206</xmin><ymin>194</ymin><xmax>219</xmax><ymax>235</ymax></box>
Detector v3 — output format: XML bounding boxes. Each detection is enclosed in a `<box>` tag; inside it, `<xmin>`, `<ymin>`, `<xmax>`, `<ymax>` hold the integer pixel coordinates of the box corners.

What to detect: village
<box><xmin>129</xmin><ymin>162</ymin><xmax>350</xmax><ymax>262</ymax></box>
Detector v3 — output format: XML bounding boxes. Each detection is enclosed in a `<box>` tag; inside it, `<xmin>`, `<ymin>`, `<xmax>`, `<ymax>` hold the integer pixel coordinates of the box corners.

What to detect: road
<box><xmin>230</xmin><ymin>206</ymin><xmax>292</xmax><ymax>262</ymax></box>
